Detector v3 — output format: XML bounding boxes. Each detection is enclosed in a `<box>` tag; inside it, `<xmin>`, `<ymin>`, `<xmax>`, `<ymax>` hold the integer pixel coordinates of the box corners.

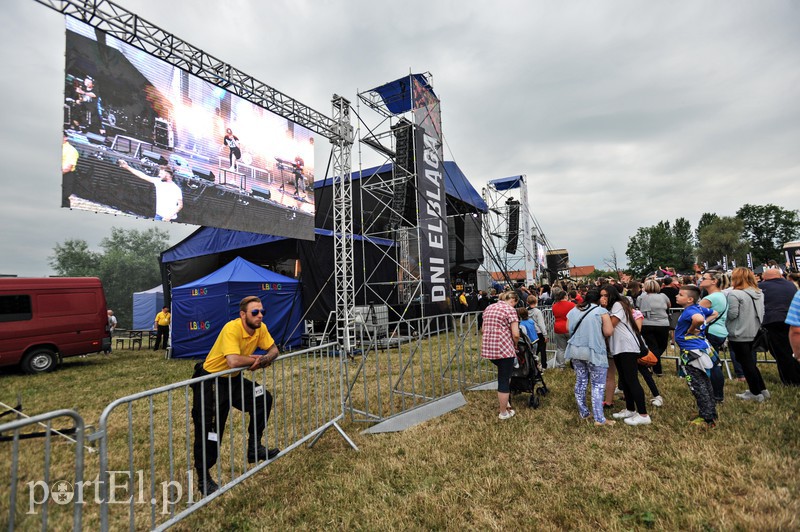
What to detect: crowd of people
<box><xmin>479</xmin><ymin>265</ymin><xmax>800</xmax><ymax>428</ymax></box>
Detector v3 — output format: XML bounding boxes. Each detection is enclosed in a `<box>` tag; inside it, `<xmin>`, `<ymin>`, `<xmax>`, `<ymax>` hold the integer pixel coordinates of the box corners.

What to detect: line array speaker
<box><xmin>505</xmin><ymin>200</ymin><xmax>520</xmax><ymax>254</ymax></box>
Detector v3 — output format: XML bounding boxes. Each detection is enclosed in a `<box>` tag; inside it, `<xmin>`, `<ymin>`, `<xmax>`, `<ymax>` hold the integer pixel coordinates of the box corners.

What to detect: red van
<box><xmin>0</xmin><ymin>277</ymin><xmax>111</xmax><ymax>373</ymax></box>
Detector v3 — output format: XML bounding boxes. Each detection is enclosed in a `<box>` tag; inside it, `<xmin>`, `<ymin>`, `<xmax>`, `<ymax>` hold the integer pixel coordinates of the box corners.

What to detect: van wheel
<box><xmin>21</xmin><ymin>348</ymin><xmax>57</xmax><ymax>374</ymax></box>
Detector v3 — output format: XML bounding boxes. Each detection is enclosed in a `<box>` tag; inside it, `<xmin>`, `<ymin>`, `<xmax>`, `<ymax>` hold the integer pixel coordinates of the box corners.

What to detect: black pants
<box><xmin>229</xmin><ymin>147</ymin><xmax>241</xmax><ymax>167</ymax></box>
<box><xmin>729</xmin><ymin>340</ymin><xmax>766</xmax><ymax>395</ymax></box>
<box><xmin>536</xmin><ymin>336</ymin><xmax>548</xmax><ymax>369</ymax></box>
<box><xmin>680</xmin><ymin>361</ymin><xmax>717</xmax><ymax>423</ymax></box>
<box><xmin>191</xmin><ymin>363</ymin><xmax>273</xmax><ymax>474</ymax></box>
<box><xmin>706</xmin><ymin>333</ymin><xmax>726</xmax><ymax>401</ymax></box>
<box><xmin>155</xmin><ymin>325</ymin><xmax>170</xmax><ymax>350</ymax></box>
<box><xmin>491</xmin><ymin>358</ymin><xmax>515</xmax><ymax>393</ymax></box>
<box><xmin>641</xmin><ymin>325</ymin><xmax>669</xmax><ymax>375</ymax></box>
<box><xmin>764</xmin><ymin>322</ymin><xmax>800</xmax><ymax>385</ymax></box>
<box><xmin>615</xmin><ymin>352</ymin><xmax>647</xmax><ymax>415</ymax></box>
<box><xmin>637</xmin><ymin>365</ymin><xmax>660</xmax><ymax>397</ymax></box>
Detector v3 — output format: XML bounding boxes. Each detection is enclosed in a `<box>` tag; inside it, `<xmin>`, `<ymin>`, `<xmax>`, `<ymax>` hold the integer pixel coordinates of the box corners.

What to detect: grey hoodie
<box><xmin>726</xmin><ymin>288</ymin><xmax>764</xmax><ymax>341</ymax></box>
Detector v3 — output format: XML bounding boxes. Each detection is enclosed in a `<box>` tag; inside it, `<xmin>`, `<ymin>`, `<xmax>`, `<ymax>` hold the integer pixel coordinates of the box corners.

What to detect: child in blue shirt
<box><xmin>516</xmin><ymin>307</ymin><xmax>539</xmax><ymax>344</ymax></box>
<box><xmin>675</xmin><ymin>285</ymin><xmax>719</xmax><ymax>427</ymax></box>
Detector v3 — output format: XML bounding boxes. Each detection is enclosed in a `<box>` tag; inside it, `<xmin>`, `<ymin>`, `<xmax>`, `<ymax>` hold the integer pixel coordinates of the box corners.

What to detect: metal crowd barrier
<box><xmin>3</xmin><ymin>341</ymin><xmax>353</xmax><ymax>531</ymax></box>
<box><xmin>655</xmin><ymin>308</ymin><xmax>775</xmax><ymax>378</ymax></box>
<box><xmin>93</xmin><ymin>340</ymin><xmax>352</xmax><ymax>530</ymax></box>
<box><xmin>344</xmin><ymin>312</ymin><xmax>497</xmax><ymax>424</ymax></box>
<box><xmin>1</xmin><ymin>409</ymin><xmax>86</xmax><ymax>531</ymax></box>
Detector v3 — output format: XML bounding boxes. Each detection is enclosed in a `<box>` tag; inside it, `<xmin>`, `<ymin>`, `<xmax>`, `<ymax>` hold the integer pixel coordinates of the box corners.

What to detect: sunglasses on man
<box><xmin>249</xmin><ymin>308</ymin><xmax>265</xmax><ymax>316</ymax></box>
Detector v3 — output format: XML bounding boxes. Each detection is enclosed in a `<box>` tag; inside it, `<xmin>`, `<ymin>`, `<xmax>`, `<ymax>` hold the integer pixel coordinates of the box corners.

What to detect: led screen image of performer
<box><xmin>118</xmin><ymin>160</ymin><xmax>183</xmax><ymax>221</ymax></box>
<box><xmin>293</xmin><ymin>155</ymin><xmax>304</xmax><ymax>194</ymax></box>
<box><xmin>223</xmin><ymin>128</ymin><xmax>242</xmax><ymax>170</ymax></box>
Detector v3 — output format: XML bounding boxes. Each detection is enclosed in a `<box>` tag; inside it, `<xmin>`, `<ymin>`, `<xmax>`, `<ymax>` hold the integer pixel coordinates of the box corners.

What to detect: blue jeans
<box><xmin>572</xmin><ymin>360</ymin><xmax>608</xmax><ymax>423</ymax></box>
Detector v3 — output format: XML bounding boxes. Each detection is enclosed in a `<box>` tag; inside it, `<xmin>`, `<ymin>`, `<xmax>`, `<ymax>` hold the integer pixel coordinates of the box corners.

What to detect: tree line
<box><xmin>49</xmin><ymin>227</ymin><xmax>169</xmax><ymax>328</ymax></box>
<box><xmin>625</xmin><ymin>203</ymin><xmax>800</xmax><ymax>277</ymax></box>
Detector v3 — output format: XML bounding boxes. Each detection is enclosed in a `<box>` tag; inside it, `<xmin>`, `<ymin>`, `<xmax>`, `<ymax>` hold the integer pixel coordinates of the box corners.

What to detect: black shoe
<box><xmin>247</xmin><ymin>445</ymin><xmax>280</xmax><ymax>463</ymax></box>
<box><xmin>197</xmin><ymin>473</ymin><xmax>219</xmax><ymax>496</ymax></box>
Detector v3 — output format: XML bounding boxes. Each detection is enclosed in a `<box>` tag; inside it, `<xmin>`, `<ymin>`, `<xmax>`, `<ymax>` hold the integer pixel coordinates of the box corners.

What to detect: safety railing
<box><xmin>343</xmin><ymin>312</ymin><xmax>497</xmax><ymax>423</ymax></box>
<box><xmin>90</xmin><ymin>340</ymin><xmax>352</xmax><ymax>531</ymax></box>
<box><xmin>1</xmin><ymin>409</ymin><xmax>86</xmax><ymax>531</ymax></box>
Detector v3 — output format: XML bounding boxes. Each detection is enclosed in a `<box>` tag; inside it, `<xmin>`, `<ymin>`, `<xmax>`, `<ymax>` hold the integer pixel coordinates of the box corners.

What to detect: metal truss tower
<box><xmin>482</xmin><ymin>175</ymin><xmax>538</xmax><ymax>286</ymax></box>
<box><xmin>331</xmin><ymin>96</ymin><xmax>355</xmax><ymax>351</ymax></box>
<box><xmin>355</xmin><ymin>89</ymin><xmax>425</xmax><ymax>320</ymax></box>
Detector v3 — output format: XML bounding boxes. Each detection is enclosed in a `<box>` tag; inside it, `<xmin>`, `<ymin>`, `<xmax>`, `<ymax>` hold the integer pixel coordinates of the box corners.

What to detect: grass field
<box><xmin>2</xmin><ymin>349</ymin><xmax>799</xmax><ymax>530</ymax></box>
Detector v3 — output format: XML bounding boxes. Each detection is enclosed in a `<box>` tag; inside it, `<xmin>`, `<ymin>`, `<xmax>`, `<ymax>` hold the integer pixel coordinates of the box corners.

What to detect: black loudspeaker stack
<box><xmin>389</xmin><ymin>119</ymin><xmax>417</xmax><ymax>229</ymax></box>
<box><xmin>505</xmin><ymin>200</ymin><xmax>520</xmax><ymax>254</ymax></box>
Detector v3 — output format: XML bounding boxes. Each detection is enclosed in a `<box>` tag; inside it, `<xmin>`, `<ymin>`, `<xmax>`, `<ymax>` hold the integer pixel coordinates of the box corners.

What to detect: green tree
<box><xmin>626</xmin><ymin>218</ymin><xmax>694</xmax><ymax>277</ymax></box>
<box><xmin>671</xmin><ymin>217</ymin><xmax>695</xmax><ymax>271</ymax></box>
<box><xmin>49</xmin><ymin>227</ymin><xmax>169</xmax><ymax>327</ymax></box>
<box><xmin>736</xmin><ymin>203</ymin><xmax>800</xmax><ymax>265</ymax></box>
<box><xmin>696</xmin><ymin>216</ymin><xmax>749</xmax><ymax>267</ymax></box>
<box><xmin>49</xmin><ymin>239</ymin><xmax>100</xmax><ymax>277</ymax></box>
<box><xmin>695</xmin><ymin>212</ymin><xmax>719</xmax><ymax>243</ymax></box>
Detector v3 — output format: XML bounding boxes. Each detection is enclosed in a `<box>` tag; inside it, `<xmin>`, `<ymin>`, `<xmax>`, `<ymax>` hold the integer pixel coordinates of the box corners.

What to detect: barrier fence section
<box><xmin>94</xmin><ymin>340</ymin><xmax>350</xmax><ymax>530</ymax></box>
<box><xmin>343</xmin><ymin>312</ymin><xmax>496</xmax><ymax>423</ymax></box>
<box><xmin>2</xmin><ymin>341</ymin><xmax>349</xmax><ymax>531</ymax></box>
<box><xmin>1</xmin><ymin>409</ymin><xmax>86</xmax><ymax>531</ymax></box>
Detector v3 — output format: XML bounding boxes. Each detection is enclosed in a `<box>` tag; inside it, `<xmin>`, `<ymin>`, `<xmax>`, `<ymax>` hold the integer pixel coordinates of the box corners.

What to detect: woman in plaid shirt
<box><xmin>481</xmin><ymin>291</ymin><xmax>521</xmax><ymax>420</ymax></box>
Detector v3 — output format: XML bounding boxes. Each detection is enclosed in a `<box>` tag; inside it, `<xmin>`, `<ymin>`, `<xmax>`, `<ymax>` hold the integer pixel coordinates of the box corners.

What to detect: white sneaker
<box><xmin>760</xmin><ymin>389</ymin><xmax>771</xmax><ymax>400</ymax></box>
<box><xmin>624</xmin><ymin>413</ymin><xmax>652</xmax><ymax>426</ymax></box>
<box><xmin>612</xmin><ymin>409</ymin><xmax>635</xmax><ymax>420</ymax></box>
<box><xmin>736</xmin><ymin>390</ymin><xmax>764</xmax><ymax>402</ymax></box>
<box><xmin>498</xmin><ymin>409</ymin><xmax>516</xmax><ymax>420</ymax></box>
<box><xmin>650</xmin><ymin>395</ymin><xmax>664</xmax><ymax>407</ymax></box>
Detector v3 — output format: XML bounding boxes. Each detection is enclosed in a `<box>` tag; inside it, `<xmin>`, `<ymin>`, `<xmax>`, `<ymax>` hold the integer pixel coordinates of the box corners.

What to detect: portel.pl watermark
<box><xmin>27</xmin><ymin>470</ymin><xmax>201</xmax><ymax>515</ymax></box>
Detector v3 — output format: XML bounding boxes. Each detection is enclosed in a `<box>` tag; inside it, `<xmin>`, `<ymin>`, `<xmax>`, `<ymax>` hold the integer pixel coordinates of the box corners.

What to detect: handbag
<box><xmin>638</xmin><ymin>350</ymin><xmax>658</xmax><ymax>367</ymax></box>
<box><xmin>622</xmin><ymin>320</ymin><xmax>657</xmax><ymax>366</ymax></box>
<box><xmin>744</xmin><ymin>292</ymin><xmax>769</xmax><ymax>354</ymax></box>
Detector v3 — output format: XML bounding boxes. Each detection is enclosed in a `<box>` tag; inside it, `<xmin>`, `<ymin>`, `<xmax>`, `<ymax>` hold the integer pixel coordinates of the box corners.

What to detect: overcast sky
<box><xmin>2</xmin><ymin>0</ymin><xmax>798</xmax><ymax>277</ymax></box>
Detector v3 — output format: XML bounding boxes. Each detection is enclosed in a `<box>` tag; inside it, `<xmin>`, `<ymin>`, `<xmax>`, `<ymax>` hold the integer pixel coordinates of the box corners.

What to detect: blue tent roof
<box><xmin>171</xmin><ymin>257</ymin><xmax>304</xmax><ymax>357</ymax></box>
<box><xmin>368</xmin><ymin>73</ymin><xmax>436</xmax><ymax>115</ymax></box>
<box><xmin>315</xmin><ymin>161</ymin><xmax>488</xmax><ymax>214</ymax></box>
<box><xmin>161</xmin><ymin>227</ymin><xmax>394</xmax><ymax>263</ymax></box>
<box><xmin>489</xmin><ymin>175</ymin><xmax>524</xmax><ymax>191</ymax></box>
<box><xmin>177</xmin><ymin>256</ymin><xmax>297</xmax><ymax>288</ymax></box>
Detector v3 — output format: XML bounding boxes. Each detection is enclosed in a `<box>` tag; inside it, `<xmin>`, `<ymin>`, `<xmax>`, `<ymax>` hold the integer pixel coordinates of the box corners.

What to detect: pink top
<box><xmin>481</xmin><ymin>302</ymin><xmax>519</xmax><ymax>360</ymax></box>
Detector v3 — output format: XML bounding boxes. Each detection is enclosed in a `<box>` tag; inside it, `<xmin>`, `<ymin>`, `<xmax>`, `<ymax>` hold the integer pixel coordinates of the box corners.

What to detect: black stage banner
<box><xmin>415</xmin><ymin>129</ymin><xmax>451</xmax><ymax>316</ymax></box>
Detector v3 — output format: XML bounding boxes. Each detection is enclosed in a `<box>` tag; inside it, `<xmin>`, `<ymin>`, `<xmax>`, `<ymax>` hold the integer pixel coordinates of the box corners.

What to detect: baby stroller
<box><xmin>510</xmin><ymin>329</ymin><xmax>549</xmax><ymax>408</ymax></box>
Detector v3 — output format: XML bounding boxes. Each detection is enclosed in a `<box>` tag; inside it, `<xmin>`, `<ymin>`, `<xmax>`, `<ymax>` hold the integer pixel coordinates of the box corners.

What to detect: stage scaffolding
<box><xmin>355</xmin><ymin>83</ymin><xmax>428</xmax><ymax>322</ymax></box>
<box><xmin>482</xmin><ymin>175</ymin><xmax>540</xmax><ymax>287</ymax></box>
<box><xmin>35</xmin><ymin>0</ymin><xmax>357</xmax><ymax>350</ymax></box>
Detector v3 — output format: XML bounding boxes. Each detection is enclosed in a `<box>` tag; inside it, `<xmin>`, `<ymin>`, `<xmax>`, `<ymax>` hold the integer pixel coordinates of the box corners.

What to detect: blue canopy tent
<box><xmin>170</xmin><ymin>257</ymin><xmax>303</xmax><ymax>359</ymax></box>
<box><xmin>132</xmin><ymin>285</ymin><xmax>164</xmax><ymax>330</ymax></box>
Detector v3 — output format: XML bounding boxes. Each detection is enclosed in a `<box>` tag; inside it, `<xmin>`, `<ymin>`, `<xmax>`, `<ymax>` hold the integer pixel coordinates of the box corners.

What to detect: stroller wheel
<box><xmin>529</xmin><ymin>394</ymin><xmax>541</xmax><ymax>409</ymax></box>
<box><xmin>536</xmin><ymin>387</ymin><xmax>548</xmax><ymax>397</ymax></box>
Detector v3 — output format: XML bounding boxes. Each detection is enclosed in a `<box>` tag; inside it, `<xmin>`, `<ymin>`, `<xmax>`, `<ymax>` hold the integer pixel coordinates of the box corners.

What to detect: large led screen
<box><xmin>61</xmin><ymin>19</ymin><xmax>315</xmax><ymax>239</ymax></box>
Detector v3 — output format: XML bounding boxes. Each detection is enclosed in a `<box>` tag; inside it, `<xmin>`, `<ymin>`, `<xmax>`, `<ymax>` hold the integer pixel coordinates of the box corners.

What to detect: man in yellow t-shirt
<box><xmin>190</xmin><ymin>296</ymin><xmax>280</xmax><ymax>496</ymax></box>
<box><xmin>154</xmin><ymin>306</ymin><xmax>171</xmax><ymax>350</ymax></box>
